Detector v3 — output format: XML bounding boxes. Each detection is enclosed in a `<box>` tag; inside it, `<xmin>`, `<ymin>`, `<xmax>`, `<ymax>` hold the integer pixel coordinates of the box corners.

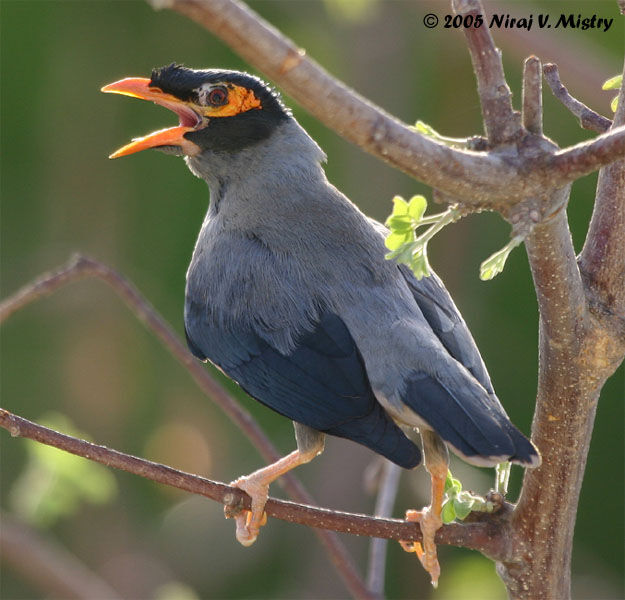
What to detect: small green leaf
<box><xmin>453</xmin><ymin>496</ymin><xmax>475</xmax><ymax>520</ymax></box>
<box><xmin>441</xmin><ymin>499</ymin><xmax>457</xmax><ymax>524</ymax></box>
<box><xmin>390</xmin><ymin>195</ymin><xmax>409</xmax><ymax>215</ymax></box>
<box><xmin>602</xmin><ymin>74</ymin><xmax>623</xmax><ymax>90</ymax></box>
<box><xmin>407</xmin><ymin>195</ymin><xmax>428</xmax><ymax>222</ymax></box>
<box><xmin>414</xmin><ymin>120</ymin><xmax>437</xmax><ymax>136</ymax></box>
<box><xmin>386</xmin><ymin>215</ymin><xmax>413</xmax><ymax>232</ymax></box>
<box><xmin>385</xmin><ymin>231</ymin><xmax>413</xmax><ymax>251</ymax></box>
<box><xmin>385</xmin><ymin>240</ymin><xmax>416</xmax><ymax>263</ymax></box>
<box><xmin>479</xmin><ymin>236</ymin><xmax>522</xmax><ymax>281</ymax></box>
<box><xmin>611</xmin><ymin>95</ymin><xmax>619</xmax><ymax>113</ymax></box>
<box><xmin>408</xmin><ymin>244</ymin><xmax>431</xmax><ymax>280</ymax></box>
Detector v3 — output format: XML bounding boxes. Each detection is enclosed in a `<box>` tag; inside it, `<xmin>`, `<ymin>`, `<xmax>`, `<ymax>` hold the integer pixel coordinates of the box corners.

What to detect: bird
<box><xmin>102</xmin><ymin>64</ymin><xmax>540</xmax><ymax>585</ymax></box>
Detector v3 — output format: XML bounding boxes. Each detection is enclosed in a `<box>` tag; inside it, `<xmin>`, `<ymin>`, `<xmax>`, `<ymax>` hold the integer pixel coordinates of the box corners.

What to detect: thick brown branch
<box><xmin>543</xmin><ymin>63</ymin><xmax>612</xmax><ymax>133</ymax></box>
<box><xmin>147</xmin><ymin>0</ymin><xmax>625</xmax><ymax>206</ymax></box>
<box><xmin>452</xmin><ymin>0</ymin><xmax>521</xmax><ymax>144</ymax></box>
<box><xmin>0</xmin><ymin>255</ymin><xmax>370</xmax><ymax>600</ymax></box>
<box><xmin>0</xmin><ymin>409</ymin><xmax>506</xmax><ymax>559</ymax></box>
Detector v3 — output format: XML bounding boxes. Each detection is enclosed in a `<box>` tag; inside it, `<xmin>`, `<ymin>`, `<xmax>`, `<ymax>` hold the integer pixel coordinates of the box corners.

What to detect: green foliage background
<box><xmin>1</xmin><ymin>1</ymin><xmax>623</xmax><ymax>598</ymax></box>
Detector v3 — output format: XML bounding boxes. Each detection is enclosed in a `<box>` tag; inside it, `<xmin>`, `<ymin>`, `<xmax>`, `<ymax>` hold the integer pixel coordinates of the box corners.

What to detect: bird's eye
<box><xmin>207</xmin><ymin>86</ymin><xmax>228</xmax><ymax>107</ymax></box>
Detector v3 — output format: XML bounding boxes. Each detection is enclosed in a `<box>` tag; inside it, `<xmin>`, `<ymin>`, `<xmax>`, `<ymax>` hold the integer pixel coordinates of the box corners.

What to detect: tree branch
<box><xmin>146</xmin><ymin>0</ymin><xmax>625</xmax><ymax>207</ymax></box>
<box><xmin>0</xmin><ymin>255</ymin><xmax>371</xmax><ymax>600</ymax></box>
<box><xmin>452</xmin><ymin>0</ymin><xmax>521</xmax><ymax>144</ymax></box>
<box><xmin>543</xmin><ymin>63</ymin><xmax>612</xmax><ymax>133</ymax></box>
<box><xmin>0</xmin><ymin>408</ymin><xmax>506</xmax><ymax>559</ymax></box>
<box><xmin>579</xmin><ymin>58</ymin><xmax>625</xmax><ymax>319</ymax></box>
<box><xmin>522</xmin><ymin>56</ymin><xmax>543</xmax><ymax>136</ymax></box>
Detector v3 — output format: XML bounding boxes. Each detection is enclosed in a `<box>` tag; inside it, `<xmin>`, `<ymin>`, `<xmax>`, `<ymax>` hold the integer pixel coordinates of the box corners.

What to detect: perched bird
<box><xmin>102</xmin><ymin>64</ymin><xmax>540</xmax><ymax>585</ymax></box>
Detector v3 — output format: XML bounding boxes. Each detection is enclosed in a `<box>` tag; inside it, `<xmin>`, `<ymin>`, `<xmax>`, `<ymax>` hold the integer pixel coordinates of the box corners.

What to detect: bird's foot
<box><xmin>400</xmin><ymin>508</ymin><xmax>442</xmax><ymax>587</ymax></box>
<box><xmin>225</xmin><ymin>475</ymin><xmax>269</xmax><ymax>547</ymax></box>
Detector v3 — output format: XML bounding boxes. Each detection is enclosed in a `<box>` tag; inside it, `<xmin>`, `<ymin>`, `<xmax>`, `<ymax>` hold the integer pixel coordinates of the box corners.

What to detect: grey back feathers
<box><xmin>184</xmin><ymin>115</ymin><xmax>540</xmax><ymax>469</ymax></box>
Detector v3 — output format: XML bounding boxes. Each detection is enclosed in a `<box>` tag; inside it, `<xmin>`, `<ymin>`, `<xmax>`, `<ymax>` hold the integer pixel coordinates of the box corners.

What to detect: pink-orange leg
<box><xmin>400</xmin><ymin>430</ymin><xmax>449</xmax><ymax>587</ymax></box>
<box><xmin>226</xmin><ymin>424</ymin><xmax>325</xmax><ymax>547</ymax></box>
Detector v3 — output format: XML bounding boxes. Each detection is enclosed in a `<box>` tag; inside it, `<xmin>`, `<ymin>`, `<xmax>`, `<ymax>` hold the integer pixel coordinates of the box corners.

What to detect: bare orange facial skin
<box><xmin>204</xmin><ymin>84</ymin><xmax>262</xmax><ymax>117</ymax></box>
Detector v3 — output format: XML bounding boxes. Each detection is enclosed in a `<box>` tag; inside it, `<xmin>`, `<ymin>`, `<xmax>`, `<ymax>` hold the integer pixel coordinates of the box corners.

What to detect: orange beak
<box><xmin>101</xmin><ymin>77</ymin><xmax>204</xmax><ymax>158</ymax></box>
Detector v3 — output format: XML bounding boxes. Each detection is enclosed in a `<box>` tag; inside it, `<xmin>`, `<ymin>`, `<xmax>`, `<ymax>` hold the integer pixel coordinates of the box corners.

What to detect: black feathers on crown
<box><xmin>150</xmin><ymin>63</ymin><xmax>290</xmax><ymax>118</ymax></box>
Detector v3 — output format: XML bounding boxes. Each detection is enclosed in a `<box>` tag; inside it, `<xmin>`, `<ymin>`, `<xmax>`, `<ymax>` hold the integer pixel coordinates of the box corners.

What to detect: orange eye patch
<box><xmin>203</xmin><ymin>84</ymin><xmax>262</xmax><ymax>117</ymax></box>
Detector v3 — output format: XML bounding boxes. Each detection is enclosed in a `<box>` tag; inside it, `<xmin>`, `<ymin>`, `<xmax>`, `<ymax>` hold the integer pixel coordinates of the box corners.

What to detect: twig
<box><xmin>452</xmin><ymin>0</ymin><xmax>521</xmax><ymax>144</ymax></box>
<box><xmin>522</xmin><ymin>56</ymin><xmax>543</xmax><ymax>136</ymax></box>
<box><xmin>145</xmin><ymin>0</ymin><xmax>625</xmax><ymax>206</ymax></box>
<box><xmin>1</xmin><ymin>512</ymin><xmax>122</xmax><ymax>600</ymax></box>
<box><xmin>579</xmin><ymin>58</ymin><xmax>625</xmax><ymax>317</ymax></box>
<box><xmin>0</xmin><ymin>408</ymin><xmax>504</xmax><ymax>558</ymax></box>
<box><xmin>0</xmin><ymin>255</ymin><xmax>372</xmax><ymax>600</ymax></box>
<box><xmin>366</xmin><ymin>461</ymin><xmax>402</xmax><ymax>597</ymax></box>
<box><xmin>543</xmin><ymin>63</ymin><xmax>612</xmax><ymax>133</ymax></box>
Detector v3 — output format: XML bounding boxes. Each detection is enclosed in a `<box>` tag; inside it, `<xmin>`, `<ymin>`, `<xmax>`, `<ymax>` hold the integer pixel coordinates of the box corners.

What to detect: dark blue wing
<box><xmin>399</xmin><ymin>265</ymin><xmax>494</xmax><ymax>394</ymax></box>
<box><xmin>398</xmin><ymin>266</ymin><xmax>539</xmax><ymax>466</ymax></box>
<box><xmin>185</xmin><ymin>304</ymin><xmax>421</xmax><ymax>469</ymax></box>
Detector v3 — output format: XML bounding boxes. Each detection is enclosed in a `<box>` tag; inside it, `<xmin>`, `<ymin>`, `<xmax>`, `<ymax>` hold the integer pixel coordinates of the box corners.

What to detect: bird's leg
<box><xmin>401</xmin><ymin>430</ymin><xmax>449</xmax><ymax>587</ymax></box>
<box><xmin>226</xmin><ymin>423</ymin><xmax>325</xmax><ymax>547</ymax></box>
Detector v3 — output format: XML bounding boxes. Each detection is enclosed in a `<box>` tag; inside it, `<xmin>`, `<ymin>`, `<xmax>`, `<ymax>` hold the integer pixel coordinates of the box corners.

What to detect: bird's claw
<box><xmin>400</xmin><ymin>508</ymin><xmax>441</xmax><ymax>587</ymax></box>
<box><xmin>225</xmin><ymin>476</ymin><xmax>269</xmax><ymax>547</ymax></box>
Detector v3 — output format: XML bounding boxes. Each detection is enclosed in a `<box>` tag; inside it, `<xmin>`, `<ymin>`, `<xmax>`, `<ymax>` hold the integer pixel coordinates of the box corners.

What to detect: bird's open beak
<box><xmin>102</xmin><ymin>77</ymin><xmax>204</xmax><ymax>158</ymax></box>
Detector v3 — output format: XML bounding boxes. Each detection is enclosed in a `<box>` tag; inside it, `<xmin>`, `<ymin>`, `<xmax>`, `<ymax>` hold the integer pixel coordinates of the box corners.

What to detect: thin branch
<box><xmin>579</xmin><ymin>57</ymin><xmax>625</xmax><ymax>318</ymax></box>
<box><xmin>543</xmin><ymin>63</ymin><xmax>612</xmax><ymax>133</ymax></box>
<box><xmin>522</xmin><ymin>56</ymin><xmax>543</xmax><ymax>136</ymax></box>
<box><xmin>0</xmin><ymin>512</ymin><xmax>122</xmax><ymax>600</ymax></box>
<box><xmin>0</xmin><ymin>408</ymin><xmax>505</xmax><ymax>559</ymax></box>
<box><xmin>0</xmin><ymin>255</ymin><xmax>371</xmax><ymax>600</ymax></box>
<box><xmin>146</xmin><ymin>0</ymin><xmax>625</xmax><ymax>207</ymax></box>
<box><xmin>366</xmin><ymin>461</ymin><xmax>402</xmax><ymax>597</ymax></box>
<box><xmin>452</xmin><ymin>0</ymin><xmax>521</xmax><ymax>144</ymax></box>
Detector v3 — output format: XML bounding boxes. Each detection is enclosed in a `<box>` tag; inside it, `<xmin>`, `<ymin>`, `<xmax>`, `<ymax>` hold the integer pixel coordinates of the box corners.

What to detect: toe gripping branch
<box><xmin>400</xmin><ymin>430</ymin><xmax>449</xmax><ymax>587</ymax></box>
<box><xmin>225</xmin><ymin>424</ymin><xmax>325</xmax><ymax>547</ymax></box>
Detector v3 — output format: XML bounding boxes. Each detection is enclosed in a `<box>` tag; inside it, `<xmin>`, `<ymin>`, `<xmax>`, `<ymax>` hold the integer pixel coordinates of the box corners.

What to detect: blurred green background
<box><xmin>1</xmin><ymin>1</ymin><xmax>623</xmax><ymax>598</ymax></box>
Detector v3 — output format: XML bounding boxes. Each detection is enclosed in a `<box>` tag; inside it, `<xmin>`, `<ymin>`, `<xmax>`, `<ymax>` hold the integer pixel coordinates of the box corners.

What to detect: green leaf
<box><xmin>407</xmin><ymin>195</ymin><xmax>427</xmax><ymax>222</ymax></box>
<box><xmin>408</xmin><ymin>244</ymin><xmax>431</xmax><ymax>280</ymax></box>
<box><xmin>611</xmin><ymin>95</ymin><xmax>619</xmax><ymax>113</ymax></box>
<box><xmin>453</xmin><ymin>496</ymin><xmax>476</xmax><ymax>520</ymax></box>
<box><xmin>390</xmin><ymin>195</ymin><xmax>409</xmax><ymax>216</ymax></box>
<box><xmin>602</xmin><ymin>74</ymin><xmax>623</xmax><ymax>90</ymax></box>
<box><xmin>386</xmin><ymin>215</ymin><xmax>413</xmax><ymax>232</ymax></box>
<box><xmin>384</xmin><ymin>231</ymin><xmax>412</xmax><ymax>251</ymax></box>
<box><xmin>414</xmin><ymin>120</ymin><xmax>436</xmax><ymax>136</ymax></box>
<box><xmin>441</xmin><ymin>499</ymin><xmax>457</xmax><ymax>524</ymax></box>
<box><xmin>479</xmin><ymin>236</ymin><xmax>522</xmax><ymax>281</ymax></box>
<box><xmin>385</xmin><ymin>240</ymin><xmax>416</xmax><ymax>263</ymax></box>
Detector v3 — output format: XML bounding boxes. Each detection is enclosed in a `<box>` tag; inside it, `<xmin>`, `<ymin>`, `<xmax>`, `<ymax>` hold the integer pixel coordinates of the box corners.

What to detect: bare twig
<box><xmin>543</xmin><ymin>63</ymin><xmax>612</xmax><ymax>133</ymax></box>
<box><xmin>579</xmin><ymin>58</ymin><xmax>625</xmax><ymax>317</ymax></box>
<box><xmin>0</xmin><ymin>408</ymin><xmax>505</xmax><ymax>559</ymax></box>
<box><xmin>522</xmin><ymin>56</ymin><xmax>543</xmax><ymax>136</ymax></box>
<box><xmin>145</xmin><ymin>0</ymin><xmax>625</xmax><ymax>207</ymax></box>
<box><xmin>1</xmin><ymin>512</ymin><xmax>122</xmax><ymax>600</ymax></box>
<box><xmin>452</xmin><ymin>0</ymin><xmax>521</xmax><ymax>144</ymax></box>
<box><xmin>0</xmin><ymin>255</ymin><xmax>371</xmax><ymax>600</ymax></box>
<box><xmin>366</xmin><ymin>461</ymin><xmax>402</xmax><ymax>597</ymax></box>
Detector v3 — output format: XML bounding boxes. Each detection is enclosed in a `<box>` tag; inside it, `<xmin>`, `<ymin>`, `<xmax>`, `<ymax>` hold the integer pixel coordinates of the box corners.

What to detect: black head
<box><xmin>103</xmin><ymin>64</ymin><xmax>292</xmax><ymax>157</ymax></box>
